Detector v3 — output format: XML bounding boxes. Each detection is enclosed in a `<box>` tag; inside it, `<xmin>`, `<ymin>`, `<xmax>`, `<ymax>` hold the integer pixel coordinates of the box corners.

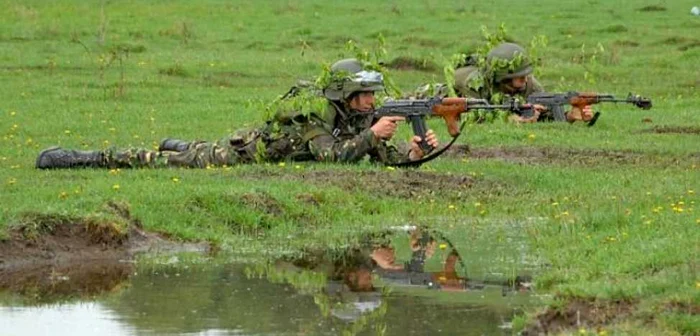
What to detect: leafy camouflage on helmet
<box><xmin>321</xmin><ymin>58</ymin><xmax>385</xmax><ymax>101</ymax></box>
<box><xmin>485</xmin><ymin>43</ymin><xmax>532</xmax><ymax>83</ymax></box>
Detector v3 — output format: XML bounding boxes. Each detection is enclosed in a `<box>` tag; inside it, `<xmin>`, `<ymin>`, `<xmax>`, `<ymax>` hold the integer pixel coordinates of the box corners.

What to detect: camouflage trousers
<box><xmin>103</xmin><ymin>136</ymin><xmax>257</xmax><ymax>169</ymax></box>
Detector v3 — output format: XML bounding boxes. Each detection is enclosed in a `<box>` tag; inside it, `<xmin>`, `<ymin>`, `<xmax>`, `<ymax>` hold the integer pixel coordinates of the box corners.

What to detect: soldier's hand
<box><xmin>371</xmin><ymin>116</ymin><xmax>404</xmax><ymax>139</ymax></box>
<box><xmin>566</xmin><ymin>105</ymin><xmax>594</xmax><ymax>122</ymax></box>
<box><xmin>409</xmin><ymin>130</ymin><xmax>439</xmax><ymax>160</ymax></box>
<box><xmin>581</xmin><ymin>105</ymin><xmax>594</xmax><ymax>121</ymax></box>
<box><xmin>512</xmin><ymin>104</ymin><xmax>545</xmax><ymax>123</ymax></box>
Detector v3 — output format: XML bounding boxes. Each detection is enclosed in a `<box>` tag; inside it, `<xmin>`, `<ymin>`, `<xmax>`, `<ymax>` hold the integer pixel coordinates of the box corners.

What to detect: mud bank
<box><xmin>0</xmin><ymin>202</ymin><xmax>209</xmax><ymax>293</ymax></box>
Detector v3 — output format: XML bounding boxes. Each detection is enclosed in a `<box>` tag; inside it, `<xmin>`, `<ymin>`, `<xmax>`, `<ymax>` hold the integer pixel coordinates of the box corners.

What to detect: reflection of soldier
<box><xmin>36</xmin><ymin>59</ymin><xmax>438</xmax><ymax>169</ymax></box>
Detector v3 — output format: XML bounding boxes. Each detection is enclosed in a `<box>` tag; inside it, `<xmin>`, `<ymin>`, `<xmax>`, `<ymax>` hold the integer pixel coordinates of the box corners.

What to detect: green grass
<box><xmin>1</xmin><ymin>0</ymin><xmax>699</xmax><ymax>334</ymax></box>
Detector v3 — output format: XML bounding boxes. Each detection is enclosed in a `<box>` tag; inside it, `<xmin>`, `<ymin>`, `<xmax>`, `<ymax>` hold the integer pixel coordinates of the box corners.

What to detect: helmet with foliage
<box><xmin>486</xmin><ymin>43</ymin><xmax>533</xmax><ymax>83</ymax></box>
<box><xmin>323</xmin><ymin>58</ymin><xmax>385</xmax><ymax>101</ymax></box>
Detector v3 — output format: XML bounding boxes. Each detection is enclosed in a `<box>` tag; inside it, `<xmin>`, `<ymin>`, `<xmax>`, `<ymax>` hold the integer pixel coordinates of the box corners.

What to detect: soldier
<box><xmin>36</xmin><ymin>59</ymin><xmax>439</xmax><ymax>169</ymax></box>
<box><xmin>420</xmin><ymin>42</ymin><xmax>593</xmax><ymax>123</ymax></box>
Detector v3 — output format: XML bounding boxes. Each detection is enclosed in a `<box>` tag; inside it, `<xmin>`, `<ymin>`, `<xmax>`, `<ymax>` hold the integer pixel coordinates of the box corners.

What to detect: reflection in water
<box><xmin>0</xmin><ymin>227</ymin><xmax>533</xmax><ymax>335</ymax></box>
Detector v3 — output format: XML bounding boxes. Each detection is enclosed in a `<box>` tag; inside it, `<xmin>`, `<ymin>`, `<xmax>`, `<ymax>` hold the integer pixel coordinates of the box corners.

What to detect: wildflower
<box><xmin>64</xmin><ymin>130</ymin><xmax>71</xmax><ymax>135</ymax></box>
<box><xmin>10</xmin><ymin>111</ymin><xmax>16</xmax><ymax>116</ymax></box>
<box><xmin>689</xmin><ymin>190</ymin><xmax>695</xmax><ymax>195</ymax></box>
<box><xmin>578</xmin><ymin>328</ymin><xmax>587</xmax><ymax>335</ymax></box>
<box><xmin>294</xmin><ymin>165</ymin><xmax>301</xmax><ymax>169</ymax></box>
<box><xmin>386</xmin><ymin>166</ymin><xmax>395</xmax><ymax>171</ymax></box>
<box><xmin>528</xmin><ymin>133</ymin><xmax>536</xmax><ymax>140</ymax></box>
<box><xmin>112</xmin><ymin>184</ymin><xmax>120</xmax><ymax>190</ymax></box>
<box><xmin>439</xmin><ymin>243</ymin><xmax>447</xmax><ymax>250</ymax></box>
<box><xmin>646</xmin><ymin>191</ymin><xmax>652</xmax><ymax>196</ymax></box>
<box><xmin>171</xmin><ymin>177</ymin><xmax>180</xmax><ymax>183</ymax></box>
<box><xmin>479</xmin><ymin>210</ymin><xmax>487</xmax><ymax>215</ymax></box>
<box><xmin>474</xmin><ymin>202</ymin><xmax>482</xmax><ymax>207</ymax></box>
<box><xmin>561</xmin><ymin>211</ymin><xmax>570</xmax><ymax>216</ymax></box>
<box><xmin>448</xmin><ymin>204</ymin><xmax>455</xmax><ymax>209</ymax></box>
<box><xmin>109</xmin><ymin>169</ymin><xmax>120</xmax><ymax>175</ymax></box>
<box><xmin>551</xmin><ymin>202</ymin><xmax>559</xmax><ymax>206</ymax></box>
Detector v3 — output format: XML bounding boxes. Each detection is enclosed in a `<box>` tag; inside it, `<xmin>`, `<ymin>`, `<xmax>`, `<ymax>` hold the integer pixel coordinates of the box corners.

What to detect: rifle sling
<box><xmin>386</xmin><ymin>121</ymin><xmax>467</xmax><ymax>168</ymax></box>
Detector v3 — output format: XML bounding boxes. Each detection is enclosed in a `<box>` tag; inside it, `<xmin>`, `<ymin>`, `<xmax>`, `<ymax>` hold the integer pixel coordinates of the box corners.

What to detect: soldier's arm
<box><xmin>307</xmin><ymin>127</ymin><xmax>381</xmax><ymax>163</ymax></box>
<box><xmin>368</xmin><ymin>141</ymin><xmax>410</xmax><ymax>165</ymax></box>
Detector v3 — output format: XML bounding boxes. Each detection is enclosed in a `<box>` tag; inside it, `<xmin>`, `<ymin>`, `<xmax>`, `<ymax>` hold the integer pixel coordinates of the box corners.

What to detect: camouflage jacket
<box><xmin>249</xmin><ymin>102</ymin><xmax>408</xmax><ymax>164</ymax></box>
<box><xmin>453</xmin><ymin>65</ymin><xmax>544</xmax><ymax>101</ymax></box>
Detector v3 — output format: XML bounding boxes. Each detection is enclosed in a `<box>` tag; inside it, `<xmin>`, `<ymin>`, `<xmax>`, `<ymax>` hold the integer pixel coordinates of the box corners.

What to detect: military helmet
<box><xmin>486</xmin><ymin>43</ymin><xmax>533</xmax><ymax>83</ymax></box>
<box><xmin>323</xmin><ymin>58</ymin><xmax>385</xmax><ymax>101</ymax></box>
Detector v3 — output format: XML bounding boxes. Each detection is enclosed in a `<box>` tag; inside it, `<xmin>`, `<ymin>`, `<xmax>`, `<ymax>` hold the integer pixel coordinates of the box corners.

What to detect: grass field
<box><xmin>1</xmin><ymin>0</ymin><xmax>699</xmax><ymax>334</ymax></box>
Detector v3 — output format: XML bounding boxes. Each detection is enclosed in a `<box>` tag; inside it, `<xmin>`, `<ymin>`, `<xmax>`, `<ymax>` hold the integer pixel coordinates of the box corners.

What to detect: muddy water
<box><xmin>0</xmin><ymin>228</ymin><xmax>535</xmax><ymax>335</ymax></box>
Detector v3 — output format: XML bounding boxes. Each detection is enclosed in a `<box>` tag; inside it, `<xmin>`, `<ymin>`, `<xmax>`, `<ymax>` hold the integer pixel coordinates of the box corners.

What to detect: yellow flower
<box><xmin>578</xmin><ymin>328</ymin><xmax>587</xmax><ymax>335</ymax></box>
<box><xmin>10</xmin><ymin>111</ymin><xmax>16</xmax><ymax>116</ymax></box>
<box><xmin>294</xmin><ymin>165</ymin><xmax>301</xmax><ymax>169</ymax></box>
<box><xmin>64</xmin><ymin>130</ymin><xmax>71</xmax><ymax>134</ymax></box>
<box><xmin>474</xmin><ymin>202</ymin><xmax>482</xmax><ymax>207</ymax></box>
<box><xmin>528</xmin><ymin>133</ymin><xmax>536</xmax><ymax>140</ymax></box>
<box><xmin>439</xmin><ymin>243</ymin><xmax>447</xmax><ymax>250</ymax></box>
<box><xmin>59</xmin><ymin>191</ymin><xmax>69</xmax><ymax>200</ymax></box>
<box><xmin>278</xmin><ymin>162</ymin><xmax>286</xmax><ymax>167</ymax></box>
<box><xmin>646</xmin><ymin>191</ymin><xmax>652</xmax><ymax>196</ymax></box>
<box><xmin>112</xmin><ymin>184</ymin><xmax>120</xmax><ymax>190</ymax></box>
<box><xmin>171</xmin><ymin>177</ymin><xmax>180</xmax><ymax>183</ymax></box>
<box><xmin>448</xmin><ymin>204</ymin><xmax>455</xmax><ymax>209</ymax></box>
<box><xmin>561</xmin><ymin>211</ymin><xmax>570</xmax><ymax>216</ymax></box>
<box><xmin>689</xmin><ymin>190</ymin><xmax>695</xmax><ymax>195</ymax></box>
<box><xmin>386</xmin><ymin>166</ymin><xmax>395</xmax><ymax>171</ymax></box>
<box><xmin>551</xmin><ymin>202</ymin><xmax>559</xmax><ymax>206</ymax></box>
<box><xmin>598</xmin><ymin>330</ymin><xmax>607</xmax><ymax>336</ymax></box>
<box><xmin>7</xmin><ymin>178</ymin><xmax>17</xmax><ymax>185</ymax></box>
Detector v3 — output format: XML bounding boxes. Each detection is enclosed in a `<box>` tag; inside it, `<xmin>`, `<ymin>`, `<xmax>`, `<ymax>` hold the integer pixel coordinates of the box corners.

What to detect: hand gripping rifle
<box><xmin>524</xmin><ymin>92</ymin><xmax>652</xmax><ymax>126</ymax></box>
<box><xmin>374</xmin><ymin>97</ymin><xmax>525</xmax><ymax>167</ymax></box>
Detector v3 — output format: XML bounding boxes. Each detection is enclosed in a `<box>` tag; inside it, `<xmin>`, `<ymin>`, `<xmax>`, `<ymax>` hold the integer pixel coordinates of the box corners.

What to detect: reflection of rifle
<box><xmin>375</xmin><ymin>97</ymin><xmax>525</xmax><ymax>157</ymax></box>
<box><xmin>524</xmin><ymin>92</ymin><xmax>652</xmax><ymax>126</ymax></box>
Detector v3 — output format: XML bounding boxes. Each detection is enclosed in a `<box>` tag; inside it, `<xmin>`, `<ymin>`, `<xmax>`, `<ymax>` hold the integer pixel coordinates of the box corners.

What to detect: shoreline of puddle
<box><xmin>0</xmin><ymin>227</ymin><xmax>537</xmax><ymax>335</ymax></box>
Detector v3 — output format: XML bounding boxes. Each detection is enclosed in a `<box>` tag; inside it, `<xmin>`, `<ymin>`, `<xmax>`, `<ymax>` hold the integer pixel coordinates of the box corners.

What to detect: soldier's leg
<box><xmin>160</xmin><ymin>138</ymin><xmax>247</xmax><ymax>168</ymax></box>
<box><xmin>158</xmin><ymin>138</ymin><xmax>207</xmax><ymax>152</ymax></box>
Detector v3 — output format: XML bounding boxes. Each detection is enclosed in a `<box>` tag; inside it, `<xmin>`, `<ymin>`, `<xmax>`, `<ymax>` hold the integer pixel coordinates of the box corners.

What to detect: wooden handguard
<box><xmin>431</xmin><ymin>98</ymin><xmax>468</xmax><ymax>136</ymax></box>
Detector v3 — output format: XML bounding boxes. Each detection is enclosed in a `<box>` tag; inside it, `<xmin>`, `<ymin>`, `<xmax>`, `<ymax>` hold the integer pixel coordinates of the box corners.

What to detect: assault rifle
<box><xmin>374</xmin><ymin>97</ymin><xmax>525</xmax><ymax>161</ymax></box>
<box><xmin>523</xmin><ymin>92</ymin><xmax>652</xmax><ymax>126</ymax></box>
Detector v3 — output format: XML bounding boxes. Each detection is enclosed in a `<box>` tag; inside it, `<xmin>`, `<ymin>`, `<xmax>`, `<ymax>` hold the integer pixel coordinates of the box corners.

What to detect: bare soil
<box><xmin>0</xmin><ymin>202</ymin><xmax>208</xmax><ymax>299</ymax></box>
<box><xmin>447</xmin><ymin>145</ymin><xmax>699</xmax><ymax>166</ymax></box>
<box><xmin>522</xmin><ymin>298</ymin><xmax>636</xmax><ymax>335</ymax></box>
<box><xmin>641</xmin><ymin>125</ymin><xmax>700</xmax><ymax>135</ymax></box>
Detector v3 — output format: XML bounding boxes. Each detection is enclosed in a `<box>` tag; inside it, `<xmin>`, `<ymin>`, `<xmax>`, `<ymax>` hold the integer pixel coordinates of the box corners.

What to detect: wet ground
<box><xmin>0</xmin><ymin>228</ymin><xmax>533</xmax><ymax>336</ymax></box>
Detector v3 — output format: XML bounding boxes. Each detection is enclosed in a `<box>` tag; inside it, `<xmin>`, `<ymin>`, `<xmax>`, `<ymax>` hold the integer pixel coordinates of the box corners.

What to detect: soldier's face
<box><xmin>349</xmin><ymin>92</ymin><xmax>376</xmax><ymax>112</ymax></box>
<box><xmin>509</xmin><ymin>76</ymin><xmax>527</xmax><ymax>90</ymax></box>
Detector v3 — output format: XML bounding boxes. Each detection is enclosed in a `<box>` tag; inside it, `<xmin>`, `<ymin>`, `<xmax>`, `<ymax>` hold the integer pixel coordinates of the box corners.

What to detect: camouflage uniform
<box><xmin>415</xmin><ymin>43</ymin><xmax>564</xmax><ymax>122</ymax></box>
<box><xmin>103</xmin><ymin>102</ymin><xmax>407</xmax><ymax>169</ymax></box>
<box><xmin>35</xmin><ymin>58</ymin><xmax>410</xmax><ymax>169</ymax></box>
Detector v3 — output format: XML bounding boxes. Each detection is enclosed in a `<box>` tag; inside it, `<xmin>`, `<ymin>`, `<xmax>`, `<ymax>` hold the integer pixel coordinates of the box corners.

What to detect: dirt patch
<box><xmin>522</xmin><ymin>298</ymin><xmax>635</xmax><ymax>335</ymax></box>
<box><xmin>613</xmin><ymin>40</ymin><xmax>640</xmax><ymax>47</ymax></box>
<box><xmin>385</xmin><ymin>56</ymin><xmax>437</xmax><ymax>72</ymax></box>
<box><xmin>665</xmin><ymin>301</ymin><xmax>700</xmax><ymax>315</ymax></box>
<box><xmin>447</xmin><ymin>145</ymin><xmax>699</xmax><ymax>166</ymax></box>
<box><xmin>598</xmin><ymin>24</ymin><xmax>628</xmax><ymax>33</ymax></box>
<box><xmin>637</xmin><ymin>5</ymin><xmax>667</xmax><ymax>12</ymax></box>
<box><xmin>276</xmin><ymin>169</ymin><xmax>475</xmax><ymax>199</ymax></box>
<box><xmin>641</xmin><ymin>126</ymin><xmax>700</xmax><ymax>135</ymax></box>
<box><xmin>239</xmin><ymin>191</ymin><xmax>284</xmax><ymax>216</ymax></box>
<box><xmin>0</xmin><ymin>202</ymin><xmax>209</xmax><ymax>298</ymax></box>
<box><xmin>296</xmin><ymin>193</ymin><xmax>322</xmax><ymax>207</ymax></box>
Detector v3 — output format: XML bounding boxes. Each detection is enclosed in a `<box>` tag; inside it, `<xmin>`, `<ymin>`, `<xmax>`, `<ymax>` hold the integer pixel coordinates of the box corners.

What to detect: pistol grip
<box><xmin>587</xmin><ymin>112</ymin><xmax>601</xmax><ymax>127</ymax></box>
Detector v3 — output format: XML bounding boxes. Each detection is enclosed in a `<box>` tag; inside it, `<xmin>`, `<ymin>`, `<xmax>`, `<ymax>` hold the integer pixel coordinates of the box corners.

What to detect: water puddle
<box><xmin>1</xmin><ymin>227</ymin><xmax>535</xmax><ymax>335</ymax></box>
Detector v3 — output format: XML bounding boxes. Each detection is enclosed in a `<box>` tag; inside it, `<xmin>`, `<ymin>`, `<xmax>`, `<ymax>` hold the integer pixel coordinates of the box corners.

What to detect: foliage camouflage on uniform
<box><xmin>97</xmin><ymin>57</ymin><xmax>409</xmax><ymax>169</ymax></box>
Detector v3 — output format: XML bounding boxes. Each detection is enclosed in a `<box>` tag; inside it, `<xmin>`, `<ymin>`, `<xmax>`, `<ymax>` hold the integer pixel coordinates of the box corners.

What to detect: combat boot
<box><xmin>35</xmin><ymin>147</ymin><xmax>105</xmax><ymax>169</ymax></box>
<box><xmin>158</xmin><ymin>138</ymin><xmax>192</xmax><ymax>152</ymax></box>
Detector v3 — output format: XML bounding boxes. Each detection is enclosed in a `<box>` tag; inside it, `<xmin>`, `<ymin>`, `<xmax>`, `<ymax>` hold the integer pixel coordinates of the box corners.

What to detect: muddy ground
<box><xmin>521</xmin><ymin>298</ymin><xmax>636</xmax><ymax>335</ymax></box>
<box><xmin>0</xmin><ymin>202</ymin><xmax>208</xmax><ymax>300</ymax></box>
<box><xmin>447</xmin><ymin>145</ymin><xmax>700</xmax><ymax>166</ymax></box>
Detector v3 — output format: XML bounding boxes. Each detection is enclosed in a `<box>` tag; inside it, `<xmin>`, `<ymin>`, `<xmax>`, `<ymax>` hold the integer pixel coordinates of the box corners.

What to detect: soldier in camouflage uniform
<box><xmin>35</xmin><ymin>59</ymin><xmax>439</xmax><ymax>169</ymax></box>
<box><xmin>418</xmin><ymin>42</ymin><xmax>593</xmax><ymax>123</ymax></box>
